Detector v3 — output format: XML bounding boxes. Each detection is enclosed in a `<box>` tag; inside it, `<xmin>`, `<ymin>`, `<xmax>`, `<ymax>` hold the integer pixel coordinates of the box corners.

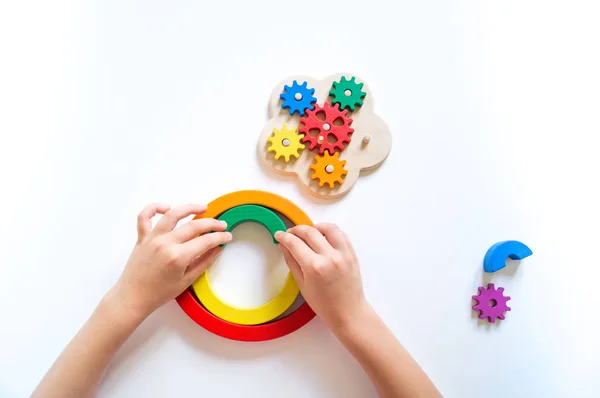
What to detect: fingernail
<box><xmin>225</xmin><ymin>232</ymin><xmax>232</xmax><ymax>241</ymax></box>
<box><xmin>274</xmin><ymin>231</ymin><xmax>283</xmax><ymax>240</ymax></box>
<box><xmin>218</xmin><ymin>220</ymin><xmax>227</xmax><ymax>228</ymax></box>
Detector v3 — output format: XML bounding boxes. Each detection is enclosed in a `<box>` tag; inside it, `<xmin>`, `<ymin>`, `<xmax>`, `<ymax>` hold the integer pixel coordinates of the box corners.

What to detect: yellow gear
<box><xmin>267</xmin><ymin>125</ymin><xmax>305</xmax><ymax>162</ymax></box>
<box><xmin>309</xmin><ymin>152</ymin><xmax>348</xmax><ymax>188</ymax></box>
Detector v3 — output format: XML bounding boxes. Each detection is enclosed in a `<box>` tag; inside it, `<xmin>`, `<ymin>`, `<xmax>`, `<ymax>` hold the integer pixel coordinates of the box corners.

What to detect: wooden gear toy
<box><xmin>257</xmin><ymin>73</ymin><xmax>392</xmax><ymax>199</ymax></box>
<box><xmin>267</xmin><ymin>125</ymin><xmax>305</xmax><ymax>162</ymax></box>
<box><xmin>472</xmin><ymin>283</ymin><xmax>511</xmax><ymax>323</ymax></box>
<box><xmin>176</xmin><ymin>190</ymin><xmax>317</xmax><ymax>342</ymax></box>
<box><xmin>310</xmin><ymin>152</ymin><xmax>348</xmax><ymax>188</ymax></box>
<box><xmin>192</xmin><ymin>204</ymin><xmax>300</xmax><ymax>325</ymax></box>
<box><xmin>299</xmin><ymin>102</ymin><xmax>354</xmax><ymax>155</ymax></box>
<box><xmin>329</xmin><ymin>76</ymin><xmax>367</xmax><ymax>112</ymax></box>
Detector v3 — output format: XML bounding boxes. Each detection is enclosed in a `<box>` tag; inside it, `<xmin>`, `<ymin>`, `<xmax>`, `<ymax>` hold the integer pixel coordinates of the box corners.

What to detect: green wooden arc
<box><xmin>217</xmin><ymin>204</ymin><xmax>285</xmax><ymax>243</ymax></box>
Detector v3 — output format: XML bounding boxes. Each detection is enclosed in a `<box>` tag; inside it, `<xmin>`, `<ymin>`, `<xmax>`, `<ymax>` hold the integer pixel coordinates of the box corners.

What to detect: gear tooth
<box><xmin>506</xmin><ymin>306</ymin><xmax>511</xmax><ymax>311</ymax></box>
<box><xmin>487</xmin><ymin>283</ymin><xmax>495</xmax><ymax>289</ymax></box>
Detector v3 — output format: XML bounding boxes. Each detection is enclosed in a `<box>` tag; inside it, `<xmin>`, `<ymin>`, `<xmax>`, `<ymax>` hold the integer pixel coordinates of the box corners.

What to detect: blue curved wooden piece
<box><xmin>483</xmin><ymin>240</ymin><xmax>533</xmax><ymax>273</ymax></box>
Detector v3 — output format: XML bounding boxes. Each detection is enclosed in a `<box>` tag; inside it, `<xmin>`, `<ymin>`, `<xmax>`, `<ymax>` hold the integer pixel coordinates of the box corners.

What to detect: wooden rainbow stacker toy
<box><xmin>177</xmin><ymin>190</ymin><xmax>316</xmax><ymax>342</ymax></box>
<box><xmin>257</xmin><ymin>73</ymin><xmax>392</xmax><ymax>199</ymax></box>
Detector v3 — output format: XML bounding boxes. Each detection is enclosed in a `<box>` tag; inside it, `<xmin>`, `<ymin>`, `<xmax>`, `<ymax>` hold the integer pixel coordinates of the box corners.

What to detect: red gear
<box><xmin>299</xmin><ymin>102</ymin><xmax>354</xmax><ymax>155</ymax></box>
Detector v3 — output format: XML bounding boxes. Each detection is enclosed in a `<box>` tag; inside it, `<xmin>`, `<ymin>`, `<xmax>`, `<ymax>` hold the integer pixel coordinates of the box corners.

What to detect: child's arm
<box><xmin>31</xmin><ymin>203</ymin><xmax>232</xmax><ymax>398</ymax></box>
<box><xmin>276</xmin><ymin>224</ymin><xmax>441</xmax><ymax>398</ymax></box>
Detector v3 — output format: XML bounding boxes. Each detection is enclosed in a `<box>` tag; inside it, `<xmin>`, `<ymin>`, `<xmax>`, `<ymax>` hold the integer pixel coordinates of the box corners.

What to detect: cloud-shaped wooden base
<box><xmin>257</xmin><ymin>73</ymin><xmax>392</xmax><ymax>199</ymax></box>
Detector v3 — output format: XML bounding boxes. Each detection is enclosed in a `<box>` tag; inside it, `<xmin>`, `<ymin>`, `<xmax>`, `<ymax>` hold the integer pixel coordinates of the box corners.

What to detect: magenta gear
<box><xmin>472</xmin><ymin>283</ymin><xmax>511</xmax><ymax>323</ymax></box>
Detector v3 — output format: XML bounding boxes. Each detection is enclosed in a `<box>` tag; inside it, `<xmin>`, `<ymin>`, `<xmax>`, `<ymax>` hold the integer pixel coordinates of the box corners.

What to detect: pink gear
<box><xmin>472</xmin><ymin>283</ymin><xmax>511</xmax><ymax>323</ymax></box>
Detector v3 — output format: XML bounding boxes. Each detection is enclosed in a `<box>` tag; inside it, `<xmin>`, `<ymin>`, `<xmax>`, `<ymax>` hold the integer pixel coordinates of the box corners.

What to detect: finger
<box><xmin>274</xmin><ymin>231</ymin><xmax>318</xmax><ymax>268</ymax></box>
<box><xmin>340</xmin><ymin>230</ymin><xmax>358</xmax><ymax>258</ymax></box>
<box><xmin>154</xmin><ymin>204</ymin><xmax>208</xmax><ymax>234</ymax></box>
<box><xmin>279</xmin><ymin>244</ymin><xmax>304</xmax><ymax>285</ymax></box>
<box><xmin>181</xmin><ymin>231</ymin><xmax>232</xmax><ymax>260</ymax></box>
<box><xmin>137</xmin><ymin>203</ymin><xmax>170</xmax><ymax>243</ymax></box>
<box><xmin>183</xmin><ymin>247</ymin><xmax>222</xmax><ymax>286</ymax></box>
<box><xmin>287</xmin><ymin>225</ymin><xmax>334</xmax><ymax>255</ymax></box>
<box><xmin>314</xmin><ymin>223</ymin><xmax>348</xmax><ymax>252</ymax></box>
<box><xmin>171</xmin><ymin>218</ymin><xmax>227</xmax><ymax>243</ymax></box>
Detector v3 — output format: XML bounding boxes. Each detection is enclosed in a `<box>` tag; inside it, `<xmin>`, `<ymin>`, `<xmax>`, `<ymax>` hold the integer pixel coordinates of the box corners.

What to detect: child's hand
<box><xmin>275</xmin><ymin>224</ymin><xmax>368</xmax><ymax>332</ymax></box>
<box><xmin>110</xmin><ymin>203</ymin><xmax>232</xmax><ymax>319</ymax></box>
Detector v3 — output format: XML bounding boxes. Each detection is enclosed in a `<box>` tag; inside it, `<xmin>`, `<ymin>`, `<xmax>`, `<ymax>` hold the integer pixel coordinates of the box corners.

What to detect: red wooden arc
<box><xmin>177</xmin><ymin>290</ymin><xmax>315</xmax><ymax>341</ymax></box>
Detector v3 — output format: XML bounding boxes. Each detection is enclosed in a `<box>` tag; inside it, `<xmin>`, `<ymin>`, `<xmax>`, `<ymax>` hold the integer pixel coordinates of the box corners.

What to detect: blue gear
<box><xmin>280</xmin><ymin>80</ymin><xmax>317</xmax><ymax>116</ymax></box>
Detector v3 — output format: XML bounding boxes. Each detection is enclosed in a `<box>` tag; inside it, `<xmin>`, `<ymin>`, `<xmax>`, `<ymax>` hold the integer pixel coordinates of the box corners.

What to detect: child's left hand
<box><xmin>109</xmin><ymin>203</ymin><xmax>232</xmax><ymax>319</ymax></box>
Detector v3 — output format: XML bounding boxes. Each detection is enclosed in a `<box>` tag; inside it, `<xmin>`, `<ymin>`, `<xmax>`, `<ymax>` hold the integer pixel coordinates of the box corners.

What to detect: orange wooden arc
<box><xmin>193</xmin><ymin>190</ymin><xmax>312</xmax><ymax>227</ymax></box>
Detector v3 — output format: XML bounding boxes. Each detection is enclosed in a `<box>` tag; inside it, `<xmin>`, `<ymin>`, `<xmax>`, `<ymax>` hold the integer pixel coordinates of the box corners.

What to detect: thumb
<box><xmin>279</xmin><ymin>244</ymin><xmax>304</xmax><ymax>286</ymax></box>
<box><xmin>183</xmin><ymin>247</ymin><xmax>222</xmax><ymax>285</ymax></box>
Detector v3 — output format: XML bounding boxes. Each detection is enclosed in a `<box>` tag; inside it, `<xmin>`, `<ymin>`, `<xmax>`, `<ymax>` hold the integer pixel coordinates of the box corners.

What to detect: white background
<box><xmin>1</xmin><ymin>1</ymin><xmax>599</xmax><ymax>397</ymax></box>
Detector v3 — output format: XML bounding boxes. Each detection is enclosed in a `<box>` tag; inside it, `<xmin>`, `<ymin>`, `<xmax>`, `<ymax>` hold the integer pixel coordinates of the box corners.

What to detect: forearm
<box><xmin>333</xmin><ymin>303</ymin><xmax>441</xmax><ymax>398</ymax></box>
<box><xmin>32</xmin><ymin>289</ymin><xmax>146</xmax><ymax>398</ymax></box>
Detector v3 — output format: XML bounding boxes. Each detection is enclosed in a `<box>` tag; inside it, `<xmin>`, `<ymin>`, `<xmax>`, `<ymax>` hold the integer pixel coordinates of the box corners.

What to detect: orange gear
<box><xmin>309</xmin><ymin>152</ymin><xmax>348</xmax><ymax>188</ymax></box>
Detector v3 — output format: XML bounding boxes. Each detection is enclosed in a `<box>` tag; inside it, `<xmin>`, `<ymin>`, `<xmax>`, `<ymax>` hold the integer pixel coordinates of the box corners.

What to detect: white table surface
<box><xmin>1</xmin><ymin>1</ymin><xmax>599</xmax><ymax>397</ymax></box>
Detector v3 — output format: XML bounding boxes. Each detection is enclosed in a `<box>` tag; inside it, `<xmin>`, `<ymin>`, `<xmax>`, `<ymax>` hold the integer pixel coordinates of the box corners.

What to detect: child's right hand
<box><xmin>275</xmin><ymin>224</ymin><xmax>369</xmax><ymax>333</ymax></box>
